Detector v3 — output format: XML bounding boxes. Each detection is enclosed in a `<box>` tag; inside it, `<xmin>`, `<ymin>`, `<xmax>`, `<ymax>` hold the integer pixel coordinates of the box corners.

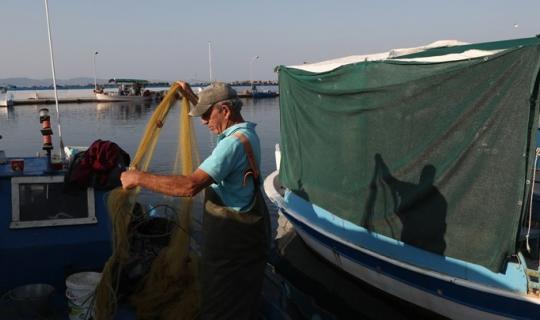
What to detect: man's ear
<box><xmin>222</xmin><ymin>104</ymin><xmax>232</xmax><ymax>119</ymax></box>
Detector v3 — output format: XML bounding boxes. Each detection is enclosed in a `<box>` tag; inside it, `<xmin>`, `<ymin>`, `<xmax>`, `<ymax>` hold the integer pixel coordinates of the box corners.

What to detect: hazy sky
<box><xmin>1</xmin><ymin>0</ymin><xmax>539</xmax><ymax>82</ymax></box>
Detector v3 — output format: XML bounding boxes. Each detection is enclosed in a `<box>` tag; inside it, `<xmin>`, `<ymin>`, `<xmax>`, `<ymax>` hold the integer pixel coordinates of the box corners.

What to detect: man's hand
<box><xmin>121</xmin><ymin>169</ymin><xmax>140</xmax><ymax>190</ymax></box>
<box><xmin>175</xmin><ymin>81</ymin><xmax>188</xmax><ymax>90</ymax></box>
<box><xmin>175</xmin><ymin>81</ymin><xmax>199</xmax><ymax>105</ymax></box>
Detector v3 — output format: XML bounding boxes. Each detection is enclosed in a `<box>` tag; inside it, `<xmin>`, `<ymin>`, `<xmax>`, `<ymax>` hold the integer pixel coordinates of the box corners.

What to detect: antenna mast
<box><xmin>44</xmin><ymin>0</ymin><xmax>65</xmax><ymax>158</ymax></box>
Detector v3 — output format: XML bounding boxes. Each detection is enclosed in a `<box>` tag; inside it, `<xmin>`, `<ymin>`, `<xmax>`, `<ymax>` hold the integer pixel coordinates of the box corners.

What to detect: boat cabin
<box><xmin>109</xmin><ymin>78</ymin><xmax>149</xmax><ymax>96</ymax></box>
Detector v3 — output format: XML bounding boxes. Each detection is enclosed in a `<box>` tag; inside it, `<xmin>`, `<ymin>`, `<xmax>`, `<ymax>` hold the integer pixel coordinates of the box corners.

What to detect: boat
<box><xmin>238</xmin><ymin>84</ymin><xmax>279</xmax><ymax>98</ymax></box>
<box><xmin>0</xmin><ymin>86</ymin><xmax>14</xmax><ymax>107</ymax></box>
<box><xmin>0</xmin><ymin>113</ymin><xmax>120</xmax><ymax>317</ymax></box>
<box><xmin>95</xmin><ymin>78</ymin><xmax>155</xmax><ymax>102</ymax></box>
<box><xmin>264</xmin><ymin>36</ymin><xmax>540</xmax><ymax>319</ymax></box>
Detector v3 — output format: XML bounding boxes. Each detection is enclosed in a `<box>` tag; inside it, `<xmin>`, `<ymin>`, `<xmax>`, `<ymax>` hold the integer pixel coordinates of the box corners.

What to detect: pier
<box><xmin>3</xmin><ymin>93</ymin><xmax>278</xmax><ymax>106</ymax></box>
<box><xmin>11</xmin><ymin>97</ymin><xmax>100</xmax><ymax>106</ymax></box>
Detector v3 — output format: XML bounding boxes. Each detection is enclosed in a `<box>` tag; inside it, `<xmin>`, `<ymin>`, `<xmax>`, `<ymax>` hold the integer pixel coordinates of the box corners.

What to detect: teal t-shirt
<box><xmin>199</xmin><ymin>122</ymin><xmax>261</xmax><ymax>212</ymax></box>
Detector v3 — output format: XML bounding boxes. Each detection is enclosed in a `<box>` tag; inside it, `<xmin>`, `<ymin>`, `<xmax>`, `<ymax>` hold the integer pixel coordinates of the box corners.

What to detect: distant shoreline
<box><xmin>2</xmin><ymin>80</ymin><xmax>279</xmax><ymax>91</ymax></box>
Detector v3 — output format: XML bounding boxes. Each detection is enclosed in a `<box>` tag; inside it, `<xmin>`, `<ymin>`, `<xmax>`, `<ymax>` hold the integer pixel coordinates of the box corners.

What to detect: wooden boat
<box><xmin>0</xmin><ymin>150</ymin><xmax>115</xmax><ymax>318</ymax></box>
<box><xmin>264</xmin><ymin>36</ymin><xmax>540</xmax><ymax>319</ymax></box>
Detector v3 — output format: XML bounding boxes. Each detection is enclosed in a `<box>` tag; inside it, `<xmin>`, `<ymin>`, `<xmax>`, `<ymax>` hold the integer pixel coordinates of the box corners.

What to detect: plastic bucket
<box><xmin>65</xmin><ymin>272</ymin><xmax>101</xmax><ymax>320</ymax></box>
<box><xmin>7</xmin><ymin>283</ymin><xmax>55</xmax><ymax>317</ymax></box>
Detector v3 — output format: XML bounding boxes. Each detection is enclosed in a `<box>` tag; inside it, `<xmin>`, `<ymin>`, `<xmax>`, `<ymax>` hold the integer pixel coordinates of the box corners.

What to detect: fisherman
<box><xmin>120</xmin><ymin>81</ymin><xmax>270</xmax><ymax>320</ymax></box>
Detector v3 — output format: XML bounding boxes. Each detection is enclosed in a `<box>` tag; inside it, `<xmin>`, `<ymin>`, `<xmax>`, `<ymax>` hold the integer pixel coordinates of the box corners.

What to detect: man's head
<box><xmin>190</xmin><ymin>82</ymin><xmax>243</xmax><ymax>135</ymax></box>
<box><xmin>189</xmin><ymin>82</ymin><xmax>242</xmax><ymax>117</ymax></box>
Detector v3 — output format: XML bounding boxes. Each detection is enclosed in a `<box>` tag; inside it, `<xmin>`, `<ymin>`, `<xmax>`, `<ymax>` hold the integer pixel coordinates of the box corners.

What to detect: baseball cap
<box><xmin>189</xmin><ymin>82</ymin><xmax>241</xmax><ymax>117</ymax></box>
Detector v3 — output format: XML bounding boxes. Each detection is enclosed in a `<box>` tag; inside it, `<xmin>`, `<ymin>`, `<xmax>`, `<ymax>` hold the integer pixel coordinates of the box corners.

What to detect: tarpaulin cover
<box><xmin>278</xmin><ymin>37</ymin><xmax>540</xmax><ymax>272</ymax></box>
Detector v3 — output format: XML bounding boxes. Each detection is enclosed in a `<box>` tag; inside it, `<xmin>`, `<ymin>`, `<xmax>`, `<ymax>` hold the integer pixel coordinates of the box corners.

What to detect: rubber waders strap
<box><xmin>233</xmin><ymin>132</ymin><xmax>260</xmax><ymax>186</ymax></box>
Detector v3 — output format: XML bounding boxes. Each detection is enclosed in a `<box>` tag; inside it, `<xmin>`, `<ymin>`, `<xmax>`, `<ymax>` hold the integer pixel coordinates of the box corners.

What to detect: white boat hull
<box><xmin>95</xmin><ymin>93</ymin><xmax>152</xmax><ymax>102</ymax></box>
<box><xmin>0</xmin><ymin>97</ymin><xmax>13</xmax><ymax>107</ymax></box>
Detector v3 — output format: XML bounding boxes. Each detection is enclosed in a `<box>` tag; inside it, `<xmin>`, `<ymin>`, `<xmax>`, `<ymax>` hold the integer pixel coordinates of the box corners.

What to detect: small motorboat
<box><xmin>95</xmin><ymin>78</ymin><xmax>155</xmax><ymax>102</ymax></box>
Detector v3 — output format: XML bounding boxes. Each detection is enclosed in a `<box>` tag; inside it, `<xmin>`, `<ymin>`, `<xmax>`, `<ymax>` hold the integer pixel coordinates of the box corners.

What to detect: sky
<box><xmin>1</xmin><ymin>0</ymin><xmax>539</xmax><ymax>82</ymax></box>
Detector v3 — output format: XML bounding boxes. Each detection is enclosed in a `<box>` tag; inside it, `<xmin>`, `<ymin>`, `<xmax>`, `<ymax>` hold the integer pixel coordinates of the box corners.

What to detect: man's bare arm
<box><xmin>121</xmin><ymin>168</ymin><xmax>214</xmax><ymax>197</ymax></box>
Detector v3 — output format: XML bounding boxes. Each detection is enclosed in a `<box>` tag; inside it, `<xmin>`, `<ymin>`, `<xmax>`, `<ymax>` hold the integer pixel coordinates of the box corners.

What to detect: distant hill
<box><xmin>0</xmin><ymin>78</ymin><xmax>278</xmax><ymax>89</ymax></box>
<box><xmin>0</xmin><ymin>77</ymin><xmax>106</xmax><ymax>88</ymax></box>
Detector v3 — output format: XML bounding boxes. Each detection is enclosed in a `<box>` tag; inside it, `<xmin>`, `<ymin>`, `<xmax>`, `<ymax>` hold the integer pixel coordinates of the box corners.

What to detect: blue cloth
<box><xmin>199</xmin><ymin>122</ymin><xmax>261</xmax><ymax>212</ymax></box>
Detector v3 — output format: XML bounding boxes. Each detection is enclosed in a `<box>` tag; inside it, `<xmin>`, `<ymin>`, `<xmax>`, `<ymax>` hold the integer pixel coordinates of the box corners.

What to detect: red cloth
<box><xmin>68</xmin><ymin>139</ymin><xmax>129</xmax><ymax>188</ymax></box>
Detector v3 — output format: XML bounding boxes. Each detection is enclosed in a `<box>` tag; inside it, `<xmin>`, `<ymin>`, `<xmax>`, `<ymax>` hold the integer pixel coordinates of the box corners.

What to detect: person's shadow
<box><xmin>364</xmin><ymin>154</ymin><xmax>447</xmax><ymax>255</ymax></box>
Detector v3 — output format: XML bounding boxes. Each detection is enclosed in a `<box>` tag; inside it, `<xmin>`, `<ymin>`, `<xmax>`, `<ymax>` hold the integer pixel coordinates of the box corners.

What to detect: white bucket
<box><xmin>65</xmin><ymin>272</ymin><xmax>101</xmax><ymax>320</ymax></box>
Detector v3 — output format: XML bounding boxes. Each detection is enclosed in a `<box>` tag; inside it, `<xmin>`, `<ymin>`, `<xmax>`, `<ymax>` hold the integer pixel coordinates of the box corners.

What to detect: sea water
<box><xmin>0</xmin><ymin>92</ymin><xmax>281</xmax><ymax>238</ymax></box>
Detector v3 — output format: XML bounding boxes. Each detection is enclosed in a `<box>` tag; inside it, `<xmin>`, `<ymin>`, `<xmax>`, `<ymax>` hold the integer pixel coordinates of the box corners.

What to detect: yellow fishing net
<box><xmin>95</xmin><ymin>83</ymin><xmax>201</xmax><ymax>320</ymax></box>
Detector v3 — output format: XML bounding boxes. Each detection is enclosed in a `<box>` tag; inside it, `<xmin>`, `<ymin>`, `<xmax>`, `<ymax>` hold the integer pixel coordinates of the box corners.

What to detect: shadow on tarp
<box><xmin>363</xmin><ymin>154</ymin><xmax>447</xmax><ymax>255</ymax></box>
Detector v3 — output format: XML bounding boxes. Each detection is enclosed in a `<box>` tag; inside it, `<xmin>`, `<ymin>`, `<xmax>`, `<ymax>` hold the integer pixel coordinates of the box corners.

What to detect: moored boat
<box><xmin>0</xmin><ymin>86</ymin><xmax>14</xmax><ymax>107</ymax></box>
<box><xmin>0</xmin><ymin>116</ymin><xmax>121</xmax><ymax>318</ymax></box>
<box><xmin>95</xmin><ymin>78</ymin><xmax>155</xmax><ymax>102</ymax></box>
<box><xmin>238</xmin><ymin>84</ymin><xmax>279</xmax><ymax>98</ymax></box>
<box><xmin>264</xmin><ymin>36</ymin><xmax>540</xmax><ymax>319</ymax></box>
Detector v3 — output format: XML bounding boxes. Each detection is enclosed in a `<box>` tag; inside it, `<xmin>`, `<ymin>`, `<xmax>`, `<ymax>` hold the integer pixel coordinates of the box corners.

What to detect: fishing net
<box><xmin>95</xmin><ymin>83</ymin><xmax>201</xmax><ymax>320</ymax></box>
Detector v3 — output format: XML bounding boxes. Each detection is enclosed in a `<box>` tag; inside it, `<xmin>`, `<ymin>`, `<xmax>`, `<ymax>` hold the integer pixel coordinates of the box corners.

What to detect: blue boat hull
<box><xmin>283</xmin><ymin>208</ymin><xmax>540</xmax><ymax>319</ymax></box>
<box><xmin>0</xmin><ymin>157</ymin><xmax>113</xmax><ymax>293</ymax></box>
<box><xmin>264</xmin><ymin>172</ymin><xmax>540</xmax><ymax>320</ymax></box>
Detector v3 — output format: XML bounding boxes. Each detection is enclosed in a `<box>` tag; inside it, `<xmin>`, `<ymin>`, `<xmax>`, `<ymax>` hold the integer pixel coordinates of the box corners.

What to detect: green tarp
<box><xmin>278</xmin><ymin>37</ymin><xmax>540</xmax><ymax>272</ymax></box>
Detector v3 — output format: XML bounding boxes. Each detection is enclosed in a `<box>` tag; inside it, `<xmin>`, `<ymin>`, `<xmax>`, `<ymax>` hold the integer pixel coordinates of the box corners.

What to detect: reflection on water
<box><xmin>0</xmin><ymin>107</ymin><xmax>9</xmax><ymax>120</ymax></box>
<box><xmin>96</xmin><ymin>102</ymin><xmax>154</xmax><ymax>121</ymax></box>
<box><xmin>1</xmin><ymin>97</ymin><xmax>281</xmax><ymax>246</ymax></box>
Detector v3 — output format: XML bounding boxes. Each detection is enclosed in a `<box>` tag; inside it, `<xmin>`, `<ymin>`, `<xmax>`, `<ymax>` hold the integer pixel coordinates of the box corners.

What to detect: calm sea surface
<box><xmin>0</xmin><ymin>88</ymin><xmax>280</xmax><ymax>177</ymax></box>
<box><xmin>0</xmin><ymin>90</ymin><xmax>281</xmax><ymax>236</ymax></box>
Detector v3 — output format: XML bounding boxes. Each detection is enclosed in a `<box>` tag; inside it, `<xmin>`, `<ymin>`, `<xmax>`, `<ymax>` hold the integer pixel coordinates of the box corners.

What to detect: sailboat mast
<box><xmin>44</xmin><ymin>0</ymin><xmax>64</xmax><ymax>157</ymax></box>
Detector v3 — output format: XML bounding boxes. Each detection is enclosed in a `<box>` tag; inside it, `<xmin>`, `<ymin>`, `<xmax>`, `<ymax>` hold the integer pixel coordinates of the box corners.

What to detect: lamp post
<box><xmin>208</xmin><ymin>41</ymin><xmax>213</xmax><ymax>83</ymax></box>
<box><xmin>93</xmin><ymin>51</ymin><xmax>99</xmax><ymax>91</ymax></box>
<box><xmin>250</xmin><ymin>55</ymin><xmax>260</xmax><ymax>88</ymax></box>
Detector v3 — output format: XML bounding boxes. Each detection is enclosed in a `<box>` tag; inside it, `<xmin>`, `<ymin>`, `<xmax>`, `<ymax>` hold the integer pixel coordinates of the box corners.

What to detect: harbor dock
<box><xmin>11</xmin><ymin>97</ymin><xmax>100</xmax><ymax>105</ymax></box>
<box><xmin>6</xmin><ymin>96</ymin><xmax>277</xmax><ymax>106</ymax></box>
